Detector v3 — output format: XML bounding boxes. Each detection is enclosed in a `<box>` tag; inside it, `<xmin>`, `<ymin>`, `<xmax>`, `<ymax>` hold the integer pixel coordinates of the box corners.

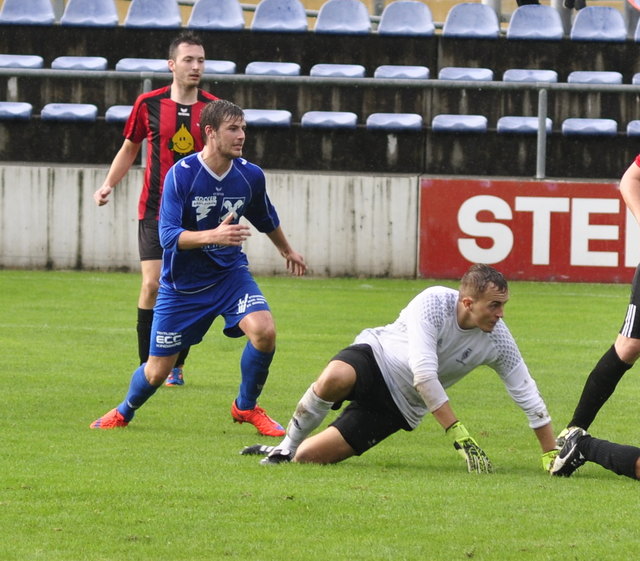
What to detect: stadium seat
<box><xmin>374</xmin><ymin>65</ymin><xmax>429</xmax><ymax>80</ymax></box>
<box><xmin>51</xmin><ymin>56</ymin><xmax>108</xmax><ymax>71</ymax></box>
<box><xmin>627</xmin><ymin>120</ymin><xmax>640</xmax><ymax>136</ymax></box>
<box><xmin>41</xmin><ymin>103</ymin><xmax>98</xmax><ymax>122</ymax></box>
<box><xmin>310</xmin><ymin>63</ymin><xmax>366</xmax><ymax>78</ymax></box>
<box><xmin>442</xmin><ymin>3</ymin><xmax>500</xmax><ymax>39</ymax></box>
<box><xmin>431</xmin><ymin>114</ymin><xmax>488</xmax><ymax>133</ymax></box>
<box><xmin>497</xmin><ymin>116</ymin><xmax>552</xmax><ymax>134</ymax></box>
<box><xmin>124</xmin><ymin>0</ymin><xmax>181</xmax><ymax>28</ymax></box>
<box><xmin>105</xmin><ymin>105</ymin><xmax>134</xmax><ymax>123</ymax></box>
<box><xmin>377</xmin><ymin>1</ymin><xmax>435</xmax><ymax>36</ymax></box>
<box><xmin>0</xmin><ymin>101</ymin><xmax>33</xmax><ymax>120</ymax></box>
<box><xmin>251</xmin><ymin>0</ymin><xmax>308</xmax><ymax>32</ymax></box>
<box><xmin>0</xmin><ymin>0</ymin><xmax>55</xmax><ymax>25</ymax></box>
<box><xmin>187</xmin><ymin>0</ymin><xmax>244</xmax><ymax>30</ymax></box>
<box><xmin>60</xmin><ymin>0</ymin><xmax>119</xmax><ymax>26</ymax></box>
<box><xmin>315</xmin><ymin>0</ymin><xmax>371</xmax><ymax>34</ymax></box>
<box><xmin>301</xmin><ymin>111</ymin><xmax>358</xmax><ymax>128</ymax></box>
<box><xmin>204</xmin><ymin>60</ymin><xmax>236</xmax><ymax>74</ymax></box>
<box><xmin>115</xmin><ymin>58</ymin><xmax>171</xmax><ymax>72</ymax></box>
<box><xmin>570</xmin><ymin>6</ymin><xmax>626</xmax><ymax>42</ymax></box>
<box><xmin>244</xmin><ymin>109</ymin><xmax>292</xmax><ymax>127</ymax></box>
<box><xmin>567</xmin><ymin>71</ymin><xmax>623</xmax><ymax>84</ymax></box>
<box><xmin>0</xmin><ymin>54</ymin><xmax>44</xmax><ymax>69</ymax></box>
<box><xmin>561</xmin><ymin>118</ymin><xmax>618</xmax><ymax>136</ymax></box>
<box><xmin>633</xmin><ymin>73</ymin><xmax>640</xmax><ymax>85</ymax></box>
<box><xmin>438</xmin><ymin>67</ymin><xmax>494</xmax><ymax>81</ymax></box>
<box><xmin>366</xmin><ymin>113</ymin><xmax>423</xmax><ymax>131</ymax></box>
<box><xmin>503</xmin><ymin>69</ymin><xmax>558</xmax><ymax>83</ymax></box>
<box><xmin>506</xmin><ymin>5</ymin><xmax>563</xmax><ymax>41</ymax></box>
<box><xmin>245</xmin><ymin>61</ymin><xmax>301</xmax><ymax>76</ymax></box>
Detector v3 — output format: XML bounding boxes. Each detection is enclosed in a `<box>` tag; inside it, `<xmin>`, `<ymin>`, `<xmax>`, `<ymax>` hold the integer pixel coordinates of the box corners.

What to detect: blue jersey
<box><xmin>159</xmin><ymin>152</ymin><xmax>280</xmax><ymax>293</ymax></box>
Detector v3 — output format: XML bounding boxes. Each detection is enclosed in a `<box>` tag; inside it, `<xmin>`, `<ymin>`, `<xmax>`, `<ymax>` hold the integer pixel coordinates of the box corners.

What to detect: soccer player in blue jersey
<box><xmin>91</xmin><ymin>99</ymin><xmax>306</xmax><ymax>436</ymax></box>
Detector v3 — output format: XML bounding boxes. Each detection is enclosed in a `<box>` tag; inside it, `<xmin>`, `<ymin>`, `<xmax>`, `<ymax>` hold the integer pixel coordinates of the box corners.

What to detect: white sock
<box><xmin>277</xmin><ymin>385</ymin><xmax>333</xmax><ymax>455</ymax></box>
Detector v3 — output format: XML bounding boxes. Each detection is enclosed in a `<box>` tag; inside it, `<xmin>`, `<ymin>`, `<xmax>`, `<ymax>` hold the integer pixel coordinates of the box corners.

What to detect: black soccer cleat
<box><xmin>550</xmin><ymin>426</ymin><xmax>588</xmax><ymax>477</ymax></box>
<box><xmin>260</xmin><ymin>448</ymin><xmax>293</xmax><ymax>465</ymax></box>
<box><xmin>240</xmin><ymin>444</ymin><xmax>275</xmax><ymax>456</ymax></box>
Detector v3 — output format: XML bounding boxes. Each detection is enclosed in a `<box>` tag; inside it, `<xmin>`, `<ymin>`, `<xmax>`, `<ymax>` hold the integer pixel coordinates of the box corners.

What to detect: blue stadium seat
<box><xmin>310</xmin><ymin>63</ymin><xmax>366</xmax><ymax>78</ymax></box>
<box><xmin>442</xmin><ymin>3</ymin><xmax>500</xmax><ymax>39</ymax></box>
<box><xmin>244</xmin><ymin>109</ymin><xmax>292</xmax><ymax>127</ymax></box>
<box><xmin>503</xmin><ymin>69</ymin><xmax>558</xmax><ymax>83</ymax></box>
<box><xmin>438</xmin><ymin>67</ymin><xmax>493</xmax><ymax>81</ymax></box>
<box><xmin>377</xmin><ymin>1</ymin><xmax>435</xmax><ymax>36</ymax></box>
<box><xmin>251</xmin><ymin>0</ymin><xmax>308</xmax><ymax>32</ymax></box>
<box><xmin>0</xmin><ymin>0</ymin><xmax>54</xmax><ymax>24</ymax></box>
<box><xmin>188</xmin><ymin>0</ymin><xmax>244</xmax><ymax>30</ymax></box>
<box><xmin>432</xmin><ymin>114</ymin><xmax>488</xmax><ymax>133</ymax></box>
<box><xmin>506</xmin><ymin>5</ymin><xmax>563</xmax><ymax>40</ymax></box>
<box><xmin>60</xmin><ymin>0</ymin><xmax>119</xmax><ymax>26</ymax></box>
<box><xmin>105</xmin><ymin>105</ymin><xmax>134</xmax><ymax>123</ymax></box>
<box><xmin>567</xmin><ymin>71</ymin><xmax>623</xmax><ymax>84</ymax></box>
<box><xmin>562</xmin><ymin>118</ymin><xmax>618</xmax><ymax>136</ymax></box>
<box><xmin>301</xmin><ymin>111</ymin><xmax>358</xmax><ymax>128</ymax></box>
<box><xmin>497</xmin><ymin>116</ymin><xmax>552</xmax><ymax>134</ymax></box>
<box><xmin>366</xmin><ymin>113</ymin><xmax>423</xmax><ymax>131</ymax></box>
<box><xmin>51</xmin><ymin>56</ymin><xmax>108</xmax><ymax>71</ymax></box>
<box><xmin>0</xmin><ymin>101</ymin><xmax>33</xmax><ymax>120</ymax></box>
<box><xmin>627</xmin><ymin>120</ymin><xmax>640</xmax><ymax>136</ymax></box>
<box><xmin>570</xmin><ymin>6</ymin><xmax>626</xmax><ymax>42</ymax></box>
<box><xmin>204</xmin><ymin>60</ymin><xmax>236</xmax><ymax>74</ymax></box>
<box><xmin>374</xmin><ymin>65</ymin><xmax>429</xmax><ymax>79</ymax></box>
<box><xmin>41</xmin><ymin>103</ymin><xmax>98</xmax><ymax>122</ymax></box>
<box><xmin>245</xmin><ymin>61</ymin><xmax>301</xmax><ymax>76</ymax></box>
<box><xmin>633</xmin><ymin>73</ymin><xmax>640</xmax><ymax>85</ymax></box>
<box><xmin>115</xmin><ymin>58</ymin><xmax>171</xmax><ymax>72</ymax></box>
<box><xmin>315</xmin><ymin>0</ymin><xmax>371</xmax><ymax>34</ymax></box>
<box><xmin>0</xmin><ymin>54</ymin><xmax>44</xmax><ymax>69</ymax></box>
<box><xmin>124</xmin><ymin>0</ymin><xmax>181</xmax><ymax>28</ymax></box>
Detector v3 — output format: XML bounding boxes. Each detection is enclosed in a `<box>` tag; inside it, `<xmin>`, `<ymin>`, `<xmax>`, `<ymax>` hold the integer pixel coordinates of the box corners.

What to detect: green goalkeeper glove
<box><xmin>541</xmin><ymin>449</ymin><xmax>559</xmax><ymax>472</ymax></box>
<box><xmin>446</xmin><ymin>421</ymin><xmax>494</xmax><ymax>474</ymax></box>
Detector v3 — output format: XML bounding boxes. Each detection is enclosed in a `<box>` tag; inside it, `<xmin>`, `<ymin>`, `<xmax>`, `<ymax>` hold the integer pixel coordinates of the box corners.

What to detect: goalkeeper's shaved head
<box><xmin>459</xmin><ymin>264</ymin><xmax>508</xmax><ymax>300</ymax></box>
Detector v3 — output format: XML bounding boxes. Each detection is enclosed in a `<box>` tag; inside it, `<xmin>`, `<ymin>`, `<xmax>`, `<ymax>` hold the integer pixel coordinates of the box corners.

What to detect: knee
<box><xmin>313</xmin><ymin>364</ymin><xmax>355</xmax><ymax>402</ymax></box>
<box><xmin>141</xmin><ymin>276</ymin><xmax>160</xmax><ymax>299</ymax></box>
<box><xmin>615</xmin><ymin>337</ymin><xmax>640</xmax><ymax>364</ymax></box>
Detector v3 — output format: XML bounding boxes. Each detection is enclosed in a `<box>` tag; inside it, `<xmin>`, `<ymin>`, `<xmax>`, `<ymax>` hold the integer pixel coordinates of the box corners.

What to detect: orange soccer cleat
<box><xmin>90</xmin><ymin>408</ymin><xmax>129</xmax><ymax>429</ymax></box>
<box><xmin>231</xmin><ymin>401</ymin><xmax>285</xmax><ymax>437</ymax></box>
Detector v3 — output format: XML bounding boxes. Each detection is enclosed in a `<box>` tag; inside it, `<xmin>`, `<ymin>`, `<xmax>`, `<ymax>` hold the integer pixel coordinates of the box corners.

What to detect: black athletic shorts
<box><xmin>620</xmin><ymin>264</ymin><xmax>640</xmax><ymax>339</ymax></box>
<box><xmin>138</xmin><ymin>218</ymin><xmax>163</xmax><ymax>261</ymax></box>
<box><xmin>329</xmin><ymin>344</ymin><xmax>412</xmax><ymax>456</ymax></box>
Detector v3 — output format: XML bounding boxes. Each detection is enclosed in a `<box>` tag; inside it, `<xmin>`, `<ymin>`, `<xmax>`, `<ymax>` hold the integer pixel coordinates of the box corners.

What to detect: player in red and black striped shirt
<box><xmin>93</xmin><ymin>33</ymin><xmax>218</xmax><ymax>387</ymax></box>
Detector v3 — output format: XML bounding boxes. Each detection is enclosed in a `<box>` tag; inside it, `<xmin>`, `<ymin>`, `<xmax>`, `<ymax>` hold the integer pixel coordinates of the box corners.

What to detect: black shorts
<box><xmin>138</xmin><ymin>219</ymin><xmax>162</xmax><ymax>261</ymax></box>
<box><xmin>329</xmin><ymin>344</ymin><xmax>412</xmax><ymax>456</ymax></box>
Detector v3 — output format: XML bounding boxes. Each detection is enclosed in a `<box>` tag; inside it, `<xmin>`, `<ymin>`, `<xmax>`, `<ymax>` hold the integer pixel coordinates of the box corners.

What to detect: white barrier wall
<box><xmin>0</xmin><ymin>164</ymin><xmax>420</xmax><ymax>277</ymax></box>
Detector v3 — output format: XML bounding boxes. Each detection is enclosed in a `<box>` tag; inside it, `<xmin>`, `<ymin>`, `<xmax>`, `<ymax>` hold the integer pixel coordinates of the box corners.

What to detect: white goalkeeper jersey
<box><xmin>354</xmin><ymin>286</ymin><xmax>550</xmax><ymax>429</ymax></box>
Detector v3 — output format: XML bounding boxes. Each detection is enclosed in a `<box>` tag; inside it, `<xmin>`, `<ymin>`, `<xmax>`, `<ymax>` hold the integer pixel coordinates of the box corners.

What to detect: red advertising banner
<box><xmin>419</xmin><ymin>177</ymin><xmax>639</xmax><ymax>283</ymax></box>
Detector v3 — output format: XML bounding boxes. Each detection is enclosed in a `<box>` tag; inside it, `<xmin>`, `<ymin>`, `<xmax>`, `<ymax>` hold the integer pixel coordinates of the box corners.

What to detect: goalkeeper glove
<box><xmin>541</xmin><ymin>449</ymin><xmax>559</xmax><ymax>472</ymax></box>
<box><xmin>446</xmin><ymin>421</ymin><xmax>494</xmax><ymax>474</ymax></box>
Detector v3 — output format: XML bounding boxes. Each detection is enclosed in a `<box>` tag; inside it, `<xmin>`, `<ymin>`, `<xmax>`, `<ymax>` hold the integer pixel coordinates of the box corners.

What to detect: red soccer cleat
<box><xmin>231</xmin><ymin>401</ymin><xmax>285</xmax><ymax>437</ymax></box>
<box><xmin>90</xmin><ymin>408</ymin><xmax>129</xmax><ymax>429</ymax></box>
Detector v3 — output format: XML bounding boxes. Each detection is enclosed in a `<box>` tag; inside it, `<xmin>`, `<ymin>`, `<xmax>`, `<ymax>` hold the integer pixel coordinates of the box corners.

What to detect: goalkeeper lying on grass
<box><xmin>242</xmin><ymin>263</ymin><xmax>558</xmax><ymax>473</ymax></box>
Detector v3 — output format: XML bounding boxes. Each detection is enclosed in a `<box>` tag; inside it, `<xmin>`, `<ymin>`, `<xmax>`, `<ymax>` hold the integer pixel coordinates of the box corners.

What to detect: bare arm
<box><xmin>177</xmin><ymin>213</ymin><xmax>251</xmax><ymax>249</ymax></box>
<box><xmin>93</xmin><ymin>139</ymin><xmax>142</xmax><ymax>206</ymax></box>
<box><xmin>619</xmin><ymin>159</ymin><xmax>640</xmax><ymax>222</ymax></box>
<box><xmin>266</xmin><ymin>225</ymin><xmax>307</xmax><ymax>276</ymax></box>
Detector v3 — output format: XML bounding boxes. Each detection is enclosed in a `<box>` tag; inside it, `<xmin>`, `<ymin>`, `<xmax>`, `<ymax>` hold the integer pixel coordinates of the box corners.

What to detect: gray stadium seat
<box><xmin>0</xmin><ymin>54</ymin><xmax>44</xmax><ymax>69</ymax></box>
<box><xmin>374</xmin><ymin>65</ymin><xmax>429</xmax><ymax>80</ymax></box>
<box><xmin>188</xmin><ymin>0</ymin><xmax>244</xmax><ymax>30</ymax></box>
<box><xmin>431</xmin><ymin>114</ymin><xmax>488</xmax><ymax>133</ymax></box>
<box><xmin>204</xmin><ymin>60</ymin><xmax>237</xmax><ymax>74</ymax></box>
<box><xmin>567</xmin><ymin>71</ymin><xmax>623</xmax><ymax>84</ymax></box>
<box><xmin>105</xmin><ymin>105</ymin><xmax>134</xmax><ymax>123</ymax></box>
<box><xmin>570</xmin><ymin>6</ymin><xmax>626</xmax><ymax>42</ymax></box>
<box><xmin>245</xmin><ymin>61</ymin><xmax>301</xmax><ymax>76</ymax></box>
<box><xmin>377</xmin><ymin>1</ymin><xmax>435</xmax><ymax>36</ymax></box>
<box><xmin>51</xmin><ymin>56</ymin><xmax>108</xmax><ymax>71</ymax></box>
<box><xmin>0</xmin><ymin>101</ymin><xmax>33</xmax><ymax>120</ymax></box>
<box><xmin>124</xmin><ymin>0</ymin><xmax>181</xmax><ymax>28</ymax></box>
<box><xmin>0</xmin><ymin>0</ymin><xmax>55</xmax><ymax>25</ymax></box>
<box><xmin>497</xmin><ymin>116</ymin><xmax>552</xmax><ymax>134</ymax></box>
<box><xmin>442</xmin><ymin>3</ymin><xmax>500</xmax><ymax>39</ymax></box>
<box><xmin>506</xmin><ymin>5</ymin><xmax>563</xmax><ymax>41</ymax></box>
<box><xmin>41</xmin><ymin>103</ymin><xmax>99</xmax><ymax>122</ymax></box>
<box><xmin>438</xmin><ymin>67</ymin><xmax>494</xmax><ymax>81</ymax></box>
<box><xmin>115</xmin><ymin>58</ymin><xmax>171</xmax><ymax>72</ymax></box>
<box><xmin>60</xmin><ymin>0</ymin><xmax>119</xmax><ymax>27</ymax></box>
<box><xmin>561</xmin><ymin>118</ymin><xmax>618</xmax><ymax>136</ymax></box>
<box><xmin>503</xmin><ymin>69</ymin><xmax>558</xmax><ymax>83</ymax></box>
<box><xmin>627</xmin><ymin>120</ymin><xmax>640</xmax><ymax>136</ymax></box>
<box><xmin>301</xmin><ymin>111</ymin><xmax>358</xmax><ymax>128</ymax></box>
<box><xmin>251</xmin><ymin>0</ymin><xmax>308</xmax><ymax>32</ymax></box>
<box><xmin>366</xmin><ymin>113</ymin><xmax>423</xmax><ymax>131</ymax></box>
<box><xmin>315</xmin><ymin>0</ymin><xmax>371</xmax><ymax>34</ymax></box>
<box><xmin>310</xmin><ymin>63</ymin><xmax>366</xmax><ymax>78</ymax></box>
<box><xmin>244</xmin><ymin>109</ymin><xmax>292</xmax><ymax>127</ymax></box>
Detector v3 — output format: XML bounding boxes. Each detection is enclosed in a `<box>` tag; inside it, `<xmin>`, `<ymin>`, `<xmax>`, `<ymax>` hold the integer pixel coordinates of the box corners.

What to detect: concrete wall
<box><xmin>0</xmin><ymin>164</ymin><xmax>419</xmax><ymax>277</ymax></box>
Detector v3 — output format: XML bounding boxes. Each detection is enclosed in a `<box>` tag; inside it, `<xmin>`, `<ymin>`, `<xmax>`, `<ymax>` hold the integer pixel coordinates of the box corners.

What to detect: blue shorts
<box><xmin>150</xmin><ymin>268</ymin><xmax>270</xmax><ymax>357</ymax></box>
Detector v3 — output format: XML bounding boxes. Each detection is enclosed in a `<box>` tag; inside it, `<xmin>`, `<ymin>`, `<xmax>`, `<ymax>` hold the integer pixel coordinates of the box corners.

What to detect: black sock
<box><xmin>136</xmin><ymin>308</ymin><xmax>154</xmax><ymax>365</ymax></box>
<box><xmin>176</xmin><ymin>346</ymin><xmax>190</xmax><ymax>369</ymax></box>
<box><xmin>579</xmin><ymin>435</ymin><xmax>640</xmax><ymax>480</ymax></box>
<box><xmin>568</xmin><ymin>345</ymin><xmax>632</xmax><ymax>430</ymax></box>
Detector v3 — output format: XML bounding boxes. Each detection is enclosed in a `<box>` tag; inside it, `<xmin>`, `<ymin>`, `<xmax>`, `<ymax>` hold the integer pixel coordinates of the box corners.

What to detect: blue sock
<box><xmin>235</xmin><ymin>341</ymin><xmax>274</xmax><ymax>410</ymax></box>
<box><xmin>116</xmin><ymin>364</ymin><xmax>159</xmax><ymax>422</ymax></box>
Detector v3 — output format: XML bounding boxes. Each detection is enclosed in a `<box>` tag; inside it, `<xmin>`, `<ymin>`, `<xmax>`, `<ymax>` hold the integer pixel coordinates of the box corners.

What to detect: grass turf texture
<box><xmin>2</xmin><ymin>270</ymin><xmax>639</xmax><ymax>561</ymax></box>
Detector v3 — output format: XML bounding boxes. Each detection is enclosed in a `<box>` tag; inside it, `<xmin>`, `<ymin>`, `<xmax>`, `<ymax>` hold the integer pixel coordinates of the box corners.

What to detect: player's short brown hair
<box><xmin>199</xmin><ymin>100</ymin><xmax>244</xmax><ymax>138</ymax></box>
<box><xmin>459</xmin><ymin>263</ymin><xmax>508</xmax><ymax>299</ymax></box>
<box><xmin>168</xmin><ymin>32</ymin><xmax>204</xmax><ymax>60</ymax></box>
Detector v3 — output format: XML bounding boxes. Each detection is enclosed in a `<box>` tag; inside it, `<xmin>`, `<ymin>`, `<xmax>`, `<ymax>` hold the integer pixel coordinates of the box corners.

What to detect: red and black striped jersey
<box><xmin>123</xmin><ymin>85</ymin><xmax>219</xmax><ymax>220</ymax></box>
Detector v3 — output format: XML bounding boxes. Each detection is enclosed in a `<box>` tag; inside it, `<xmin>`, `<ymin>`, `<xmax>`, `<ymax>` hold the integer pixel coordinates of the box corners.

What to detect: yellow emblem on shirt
<box><xmin>170</xmin><ymin>123</ymin><xmax>195</xmax><ymax>155</ymax></box>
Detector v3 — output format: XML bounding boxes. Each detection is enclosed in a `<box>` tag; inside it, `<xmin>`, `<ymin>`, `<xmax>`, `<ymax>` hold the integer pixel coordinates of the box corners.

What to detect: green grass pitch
<box><xmin>1</xmin><ymin>270</ymin><xmax>639</xmax><ymax>561</ymax></box>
